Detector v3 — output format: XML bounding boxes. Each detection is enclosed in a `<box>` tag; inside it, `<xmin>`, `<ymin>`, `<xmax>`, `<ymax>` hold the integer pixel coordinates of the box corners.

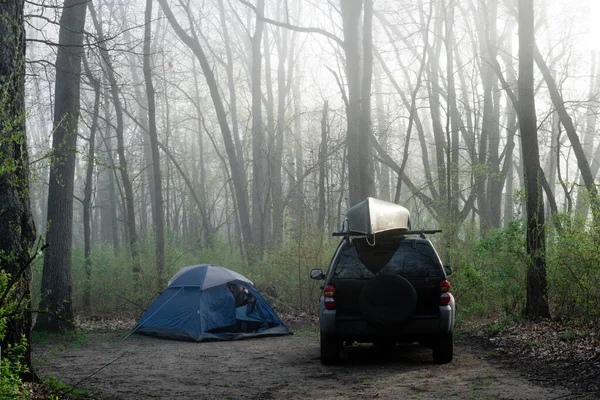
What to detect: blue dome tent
<box><xmin>133</xmin><ymin>264</ymin><xmax>290</xmax><ymax>341</ymax></box>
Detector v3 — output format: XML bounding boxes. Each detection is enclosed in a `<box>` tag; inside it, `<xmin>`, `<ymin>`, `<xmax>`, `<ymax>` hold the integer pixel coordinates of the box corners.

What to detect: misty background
<box><xmin>20</xmin><ymin>0</ymin><xmax>600</xmax><ymax>322</ymax></box>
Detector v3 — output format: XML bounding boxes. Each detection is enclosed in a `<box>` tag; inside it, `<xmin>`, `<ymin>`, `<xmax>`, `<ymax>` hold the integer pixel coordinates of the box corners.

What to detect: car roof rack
<box><xmin>332</xmin><ymin>229</ymin><xmax>442</xmax><ymax>239</ymax></box>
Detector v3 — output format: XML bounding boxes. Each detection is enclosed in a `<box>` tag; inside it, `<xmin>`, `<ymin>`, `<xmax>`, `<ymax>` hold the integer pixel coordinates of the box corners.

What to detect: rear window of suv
<box><xmin>333</xmin><ymin>239</ymin><xmax>442</xmax><ymax>279</ymax></box>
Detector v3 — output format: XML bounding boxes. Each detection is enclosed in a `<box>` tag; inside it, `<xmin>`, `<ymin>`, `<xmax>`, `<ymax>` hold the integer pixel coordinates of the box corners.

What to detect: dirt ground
<box><xmin>32</xmin><ymin>328</ymin><xmax>590</xmax><ymax>400</ymax></box>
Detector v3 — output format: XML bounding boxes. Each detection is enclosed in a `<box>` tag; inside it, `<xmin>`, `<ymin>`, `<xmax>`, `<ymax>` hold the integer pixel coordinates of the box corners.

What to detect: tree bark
<box><xmin>518</xmin><ymin>0</ymin><xmax>550</xmax><ymax>320</ymax></box>
<box><xmin>81</xmin><ymin>56</ymin><xmax>100</xmax><ymax>313</ymax></box>
<box><xmin>317</xmin><ymin>101</ymin><xmax>329</xmax><ymax>232</ymax></box>
<box><xmin>425</xmin><ymin>3</ymin><xmax>448</xmax><ymax>215</ymax></box>
<box><xmin>0</xmin><ymin>0</ymin><xmax>36</xmax><ymax>373</ymax></box>
<box><xmin>250</xmin><ymin>0</ymin><xmax>267</xmax><ymax>259</ymax></box>
<box><xmin>88</xmin><ymin>2</ymin><xmax>139</xmax><ymax>270</ymax></box>
<box><xmin>36</xmin><ymin>0</ymin><xmax>87</xmax><ymax>332</ymax></box>
<box><xmin>271</xmin><ymin>14</ymin><xmax>290</xmax><ymax>244</ymax></box>
<box><xmin>342</xmin><ymin>0</ymin><xmax>375</xmax><ymax>206</ymax></box>
<box><xmin>143</xmin><ymin>0</ymin><xmax>166</xmax><ymax>282</ymax></box>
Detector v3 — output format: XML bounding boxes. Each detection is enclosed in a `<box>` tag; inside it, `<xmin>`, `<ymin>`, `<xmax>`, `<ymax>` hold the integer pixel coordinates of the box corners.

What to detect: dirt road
<box><xmin>33</xmin><ymin>331</ymin><xmax>575</xmax><ymax>400</ymax></box>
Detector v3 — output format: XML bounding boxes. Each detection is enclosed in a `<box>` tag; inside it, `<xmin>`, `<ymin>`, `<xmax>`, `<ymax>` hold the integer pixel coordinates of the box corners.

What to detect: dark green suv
<box><xmin>310</xmin><ymin>231</ymin><xmax>455</xmax><ymax>365</ymax></box>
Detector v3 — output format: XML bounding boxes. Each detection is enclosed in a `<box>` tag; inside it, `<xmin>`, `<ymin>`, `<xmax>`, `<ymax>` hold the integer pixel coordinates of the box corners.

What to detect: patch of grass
<box><xmin>292</xmin><ymin>327</ymin><xmax>318</xmax><ymax>337</ymax></box>
<box><xmin>43</xmin><ymin>376</ymin><xmax>90</xmax><ymax>398</ymax></box>
<box><xmin>558</xmin><ymin>330</ymin><xmax>579</xmax><ymax>341</ymax></box>
<box><xmin>487</xmin><ymin>322</ymin><xmax>502</xmax><ymax>335</ymax></box>
<box><xmin>32</xmin><ymin>330</ymin><xmax>88</xmax><ymax>348</ymax></box>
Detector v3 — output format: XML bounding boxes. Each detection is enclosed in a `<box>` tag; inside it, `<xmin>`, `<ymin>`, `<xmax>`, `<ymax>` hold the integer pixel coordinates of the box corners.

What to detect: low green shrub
<box><xmin>452</xmin><ymin>219</ymin><xmax>527</xmax><ymax>321</ymax></box>
<box><xmin>0</xmin><ymin>269</ymin><xmax>30</xmax><ymax>398</ymax></box>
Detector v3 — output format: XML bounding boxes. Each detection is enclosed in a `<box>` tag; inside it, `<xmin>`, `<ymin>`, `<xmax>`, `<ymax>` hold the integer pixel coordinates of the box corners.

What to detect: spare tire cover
<box><xmin>359</xmin><ymin>274</ymin><xmax>417</xmax><ymax>325</ymax></box>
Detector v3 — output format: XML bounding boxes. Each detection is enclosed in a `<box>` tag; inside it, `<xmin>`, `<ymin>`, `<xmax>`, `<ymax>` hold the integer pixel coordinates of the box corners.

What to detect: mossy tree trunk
<box><xmin>0</xmin><ymin>0</ymin><xmax>36</xmax><ymax>374</ymax></box>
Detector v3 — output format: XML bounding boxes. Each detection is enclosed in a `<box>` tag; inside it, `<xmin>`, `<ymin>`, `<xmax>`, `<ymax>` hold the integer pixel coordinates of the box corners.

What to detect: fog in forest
<box><xmin>16</xmin><ymin>0</ymin><xmax>600</xmax><ymax>321</ymax></box>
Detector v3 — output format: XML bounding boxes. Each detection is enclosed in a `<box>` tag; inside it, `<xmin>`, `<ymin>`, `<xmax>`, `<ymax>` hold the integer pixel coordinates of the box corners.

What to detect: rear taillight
<box><xmin>440</xmin><ymin>292</ymin><xmax>451</xmax><ymax>305</ymax></box>
<box><xmin>440</xmin><ymin>280</ymin><xmax>451</xmax><ymax>305</ymax></box>
<box><xmin>440</xmin><ymin>280</ymin><xmax>451</xmax><ymax>292</ymax></box>
<box><xmin>323</xmin><ymin>284</ymin><xmax>336</xmax><ymax>310</ymax></box>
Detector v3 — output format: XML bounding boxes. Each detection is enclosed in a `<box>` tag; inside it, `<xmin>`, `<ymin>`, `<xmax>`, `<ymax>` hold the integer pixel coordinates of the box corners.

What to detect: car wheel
<box><xmin>320</xmin><ymin>331</ymin><xmax>341</xmax><ymax>365</ymax></box>
<box><xmin>432</xmin><ymin>331</ymin><xmax>454</xmax><ymax>364</ymax></box>
<box><xmin>359</xmin><ymin>274</ymin><xmax>417</xmax><ymax>325</ymax></box>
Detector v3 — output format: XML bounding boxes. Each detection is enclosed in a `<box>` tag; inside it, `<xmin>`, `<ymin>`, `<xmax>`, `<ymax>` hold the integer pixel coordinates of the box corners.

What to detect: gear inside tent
<box><xmin>133</xmin><ymin>264</ymin><xmax>290</xmax><ymax>341</ymax></box>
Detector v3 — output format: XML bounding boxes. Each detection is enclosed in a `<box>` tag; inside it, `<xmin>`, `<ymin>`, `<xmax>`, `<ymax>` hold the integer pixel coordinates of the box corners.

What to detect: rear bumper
<box><xmin>320</xmin><ymin>302</ymin><xmax>454</xmax><ymax>339</ymax></box>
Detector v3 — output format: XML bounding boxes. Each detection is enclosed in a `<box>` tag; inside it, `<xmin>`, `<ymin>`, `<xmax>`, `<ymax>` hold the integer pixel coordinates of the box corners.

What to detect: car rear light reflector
<box><xmin>440</xmin><ymin>280</ymin><xmax>451</xmax><ymax>293</ymax></box>
<box><xmin>324</xmin><ymin>285</ymin><xmax>336</xmax><ymax>310</ymax></box>
<box><xmin>324</xmin><ymin>285</ymin><xmax>335</xmax><ymax>297</ymax></box>
<box><xmin>440</xmin><ymin>292</ymin><xmax>451</xmax><ymax>305</ymax></box>
<box><xmin>324</xmin><ymin>297</ymin><xmax>336</xmax><ymax>310</ymax></box>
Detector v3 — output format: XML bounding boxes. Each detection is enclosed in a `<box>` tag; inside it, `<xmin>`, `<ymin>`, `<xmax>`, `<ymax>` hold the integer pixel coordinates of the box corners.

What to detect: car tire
<box><xmin>359</xmin><ymin>274</ymin><xmax>417</xmax><ymax>325</ymax></box>
<box><xmin>320</xmin><ymin>331</ymin><xmax>341</xmax><ymax>365</ymax></box>
<box><xmin>432</xmin><ymin>331</ymin><xmax>454</xmax><ymax>364</ymax></box>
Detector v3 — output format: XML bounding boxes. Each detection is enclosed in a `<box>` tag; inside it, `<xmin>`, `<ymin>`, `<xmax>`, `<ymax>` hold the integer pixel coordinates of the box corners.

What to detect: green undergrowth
<box><xmin>454</xmin><ymin>213</ymin><xmax>600</xmax><ymax>327</ymax></box>
<box><xmin>40</xmin><ymin>376</ymin><xmax>93</xmax><ymax>399</ymax></box>
<box><xmin>29</xmin><ymin>212</ymin><xmax>600</xmax><ymax>329</ymax></box>
<box><xmin>31</xmin><ymin>230</ymin><xmax>337</xmax><ymax>320</ymax></box>
<box><xmin>31</xmin><ymin>330</ymin><xmax>88</xmax><ymax>348</ymax></box>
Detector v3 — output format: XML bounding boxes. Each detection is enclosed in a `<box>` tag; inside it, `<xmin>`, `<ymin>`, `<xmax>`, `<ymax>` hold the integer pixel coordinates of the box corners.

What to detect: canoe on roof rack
<box><xmin>342</xmin><ymin>197</ymin><xmax>412</xmax><ymax>236</ymax></box>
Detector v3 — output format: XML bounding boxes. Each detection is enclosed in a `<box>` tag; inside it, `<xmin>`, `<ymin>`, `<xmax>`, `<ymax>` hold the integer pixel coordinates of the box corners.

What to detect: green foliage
<box><xmin>452</xmin><ymin>219</ymin><xmax>528</xmax><ymax>320</ymax></box>
<box><xmin>43</xmin><ymin>376</ymin><xmax>90</xmax><ymax>398</ymax></box>
<box><xmin>31</xmin><ymin>330</ymin><xmax>88</xmax><ymax>349</ymax></box>
<box><xmin>29</xmin><ymin>208</ymin><xmax>600</xmax><ymax>327</ymax></box>
<box><xmin>0</xmin><ymin>269</ymin><xmax>30</xmax><ymax>398</ymax></box>
<box><xmin>545</xmin><ymin>214</ymin><xmax>600</xmax><ymax>321</ymax></box>
<box><xmin>451</xmin><ymin>211</ymin><xmax>600</xmax><ymax>325</ymax></box>
<box><xmin>250</xmin><ymin>229</ymin><xmax>338</xmax><ymax>313</ymax></box>
<box><xmin>32</xmin><ymin>231</ymin><xmax>337</xmax><ymax>318</ymax></box>
<box><xmin>0</xmin><ymin>336</ymin><xmax>29</xmax><ymax>398</ymax></box>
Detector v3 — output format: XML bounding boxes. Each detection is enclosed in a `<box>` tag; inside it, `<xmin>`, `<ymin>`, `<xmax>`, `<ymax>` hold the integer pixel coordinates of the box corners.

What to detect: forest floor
<box><xmin>30</xmin><ymin>317</ymin><xmax>599</xmax><ymax>400</ymax></box>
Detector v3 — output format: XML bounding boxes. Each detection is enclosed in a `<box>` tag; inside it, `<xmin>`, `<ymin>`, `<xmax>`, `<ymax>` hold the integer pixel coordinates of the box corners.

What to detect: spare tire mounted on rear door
<box><xmin>359</xmin><ymin>274</ymin><xmax>417</xmax><ymax>325</ymax></box>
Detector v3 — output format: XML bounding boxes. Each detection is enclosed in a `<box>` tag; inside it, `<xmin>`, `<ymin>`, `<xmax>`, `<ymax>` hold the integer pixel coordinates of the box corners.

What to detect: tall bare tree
<box><xmin>342</xmin><ymin>0</ymin><xmax>375</xmax><ymax>206</ymax></box>
<box><xmin>158</xmin><ymin>0</ymin><xmax>253</xmax><ymax>256</ymax></box>
<box><xmin>518</xmin><ymin>0</ymin><xmax>550</xmax><ymax>319</ymax></box>
<box><xmin>35</xmin><ymin>0</ymin><xmax>88</xmax><ymax>332</ymax></box>
<box><xmin>251</xmin><ymin>0</ymin><xmax>267</xmax><ymax>257</ymax></box>
<box><xmin>143</xmin><ymin>0</ymin><xmax>166</xmax><ymax>280</ymax></box>
<box><xmin>88</xmin><ymin>2</ymin><xmax>140</xmax><ymax>269</ymax></box>
<box><xmin>0</xmin><ymin>0</ymin><xmax>36</xmax><ymax>372</ymax></box>
<box><xmin>81</xmin><ymin>56</ymin><xmax>100</xmax><ymax>312</ymax></box>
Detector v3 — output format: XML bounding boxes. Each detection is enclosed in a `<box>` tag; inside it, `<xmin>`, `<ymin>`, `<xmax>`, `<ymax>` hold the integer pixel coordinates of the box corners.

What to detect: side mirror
<box><xmin>310</xmin><ymin>268</ymin><xmax>325</xmax><ymax>280</ymax></box>
<box><xmin>444</xmin><ymin>265</ymin><xmax>453</xmax><ymax>276</ymax></box>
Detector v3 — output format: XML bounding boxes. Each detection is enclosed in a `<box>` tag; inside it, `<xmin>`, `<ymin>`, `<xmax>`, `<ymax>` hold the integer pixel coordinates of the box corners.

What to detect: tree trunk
<box><xmin>374</xmin><ymin>69</ymin><xmax>390</xmax><ymax>202</ymax></box>
<box><xmin>158</xmin><ymin>0</ymin><xmax>252</xmax><ymax>256</ymax></box>
<box><xmin>290</xmin><ymin>50</ymin><xmax>304</xmax><ymax>230</ymax></box>
<box><xmin>534</xmin><ymin>43</ymin><xmax>600</xmax><ymax>225</ymax></box>
<box><xmin>251</xmin><ymin>0</ymin><xmax>267</xmax><ymax>260</ymax></box>
<box><xmin>81</xmin><ymin>56</ymin><xmax>100</xmax><ymax>313</ymax></box>
<box><xmin>191</xmin><ymin>57</ymin><xmax>213</xmax><ymax>246</ymax></box>
<box><xmin>35</xmin><ymin>0</ymin><xmax>87</xmax><ymax>332</ymax></box>
<box><xmin>317</xmin><ymin>101</ymin><xmax>329</xmax><ymax>233</ymax></box>
<box><xmin>88</xmin><ymin>2</ymin><xmax>139</xmax><ymax>270</ymax></box>
<box><xmin>518</xmin><ymin>0</ymin><xmax>550</xmax><ymax>320</ymax></box>
<box><xmin>443</xmin><ymin>0</ymin><xmax>461</xmax><ymax>224</ymax></box>
<box><xmin>358</xmin><ymin>0</ymin><xmax>375</xmax><ymax>203</ymax></box>
<box><xmin>143</xmin><ymin>0</ymin><xmax>166</xmax><ymax>282</ymax></box>
<box><xmin>0</xmin><ymin>0</ymin><xmax>36</xmax><ymax>373</ymax></box>
<box><xmin>102</xmin><ymin>98</ymin><xmax>120</xmax><ymax>255</ymax></box>
<box><xmin>342</xmin><ymin>0</ymin><xmax>375</xmax><ymax>206</ymax></box>
<box><xmin>271</xmin><ymin>16</ymin><xmax>289</xmax><ymax>244</ymax></box>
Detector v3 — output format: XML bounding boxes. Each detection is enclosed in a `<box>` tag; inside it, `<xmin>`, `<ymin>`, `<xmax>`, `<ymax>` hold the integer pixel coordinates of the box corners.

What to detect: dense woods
<box><xmin>2</xmin><ymin>0</ymin><xmax>600</xmax><ymax>389</ymax></box>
